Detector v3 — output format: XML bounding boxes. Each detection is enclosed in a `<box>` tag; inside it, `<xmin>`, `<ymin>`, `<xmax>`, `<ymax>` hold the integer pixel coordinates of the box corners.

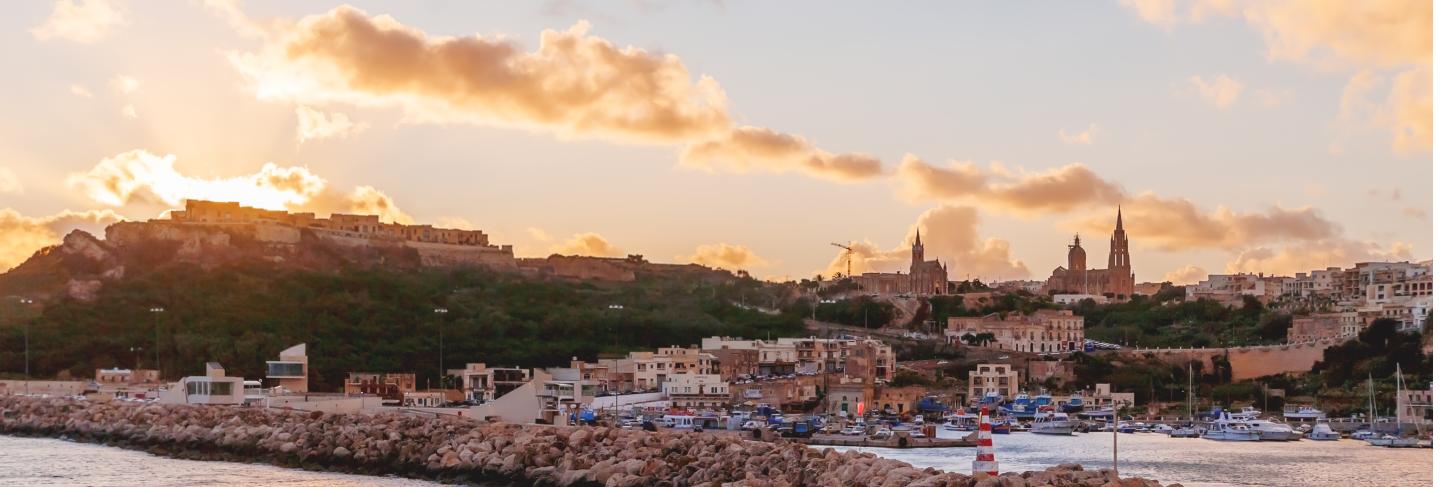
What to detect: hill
<box><xmin>0</xmin><ymin>222</ymin><xmax>801</xmax><ymax>390</ymax></box>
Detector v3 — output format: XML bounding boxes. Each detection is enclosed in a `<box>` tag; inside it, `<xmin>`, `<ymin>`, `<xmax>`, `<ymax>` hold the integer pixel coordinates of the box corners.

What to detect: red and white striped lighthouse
<box><xmin>973</xmin><ymin>406</ymin><xmax>998</xmax><ymax>477</ymax></box>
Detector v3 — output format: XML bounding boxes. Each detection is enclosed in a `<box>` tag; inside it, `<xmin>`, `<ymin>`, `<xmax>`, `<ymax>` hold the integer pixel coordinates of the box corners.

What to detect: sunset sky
<box><xmin>0</xmin><ymin>0</ymin><xmax>1432</xmax><ymax>283</ymax></box>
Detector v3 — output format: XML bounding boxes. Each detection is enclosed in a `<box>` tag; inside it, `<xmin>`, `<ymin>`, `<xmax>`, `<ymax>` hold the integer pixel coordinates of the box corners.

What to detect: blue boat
<box><xmin>1003</xmin><ymin>393</ymin><xmax>1035</xmax><ymax>418</ymax></box>
<box><xmin>1060</xmin><ymin>394</ymin><xmax>1085</xmax><ymax>413</ymax></box>
<box><xmin>991</xmin><ymin>421</ymin><xmax>1011</xmax><ymax>434</ymax></box>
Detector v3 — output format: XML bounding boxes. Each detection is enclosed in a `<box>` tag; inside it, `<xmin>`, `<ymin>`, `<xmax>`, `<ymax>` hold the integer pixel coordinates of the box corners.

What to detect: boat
<box><xmin>1241</xmin><ymin>418</ymin><xmax>1302</xmax><ymax>441</ymax></box>
<box><xmin>1151</xmin><ymin>423</ymin><xmax>1174</xmax><ymax>434</ymax></box>
<box><xmin>1307</xmin><ymin>423</ymin><xmax>1341</xmax><ymax>440</ymax></box>
<box><xmin>1230</xmin><ymin>407</ymin><xmax>1262</xmax><ymax>421</ymax></box>
<box><xmin>1060</xmin><ymin>394</ymin><xmax>1085</xmax><ymax>413</ymax></box>
<box><xmin>1168</xmin><ymin>425</ymin><xmax>1201</xmax><ymax>438</ymax></box>
<box><xmin>943</xmin><ymin>413</ymin><xmax>978</xmax><ymax>431</ymax></box>
<box><xmin>1078</xmin><ymin>406</ymin><xmax>1114</xmax><ymax>419</ymax></box>
<box><xmin>990</xmin><ymin>421</ymin><xmax>1011</xmax><ymax>434</ymax></box>
<box><xmin>1004</xmin><ymin>393</ymin><xmax>1036</xmax><ymax>418</ymax></box>
<box><xmin>1283</xmin><ymin>405</ymin><xmax>1327</xmax><ymax>421</ymax></box>
<box><xmin>1203</xmin><ymin>412</ymin><xmax>1261</xmax><ymax>441</ymax></box>
<box><xmin>1367</xmin><ymin>435</ymin><xmax>1421</xmax><ymax>448</ymax></box>
<box><xmin>1350</xmin><ymin>429</ymin><xmax>1377</xmax><ymax>441</ymax></box>
<box><xmin>1031</xmin><ymin>412</ymin><xmax>1076</xmax><ymax>435</ymax></box>
<box><xmin>1033</xmin><ymin>393</ymin><xmax>1055</xmax><ymax>413</ymax></box>
<box><xmin>1118</xmin><ymin>423</ymin><xmax>1136</xmax><ymax>434</ymax></box>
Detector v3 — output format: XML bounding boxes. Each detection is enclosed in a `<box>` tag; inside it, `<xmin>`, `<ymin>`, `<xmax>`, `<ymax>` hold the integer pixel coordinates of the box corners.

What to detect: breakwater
<box><xmin>0</xmin><ymin>397</ymin><xmax>1177</xmax><ymax>486</ymax></box>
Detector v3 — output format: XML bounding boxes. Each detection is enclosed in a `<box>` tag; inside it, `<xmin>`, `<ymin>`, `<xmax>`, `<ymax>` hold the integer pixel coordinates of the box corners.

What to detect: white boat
<box><xmin>943</xmin><ymin>413</ymin><xmax>977</xmax><ymax>431</ymax></box>
<box><xmin>1350</xmin><ymin>430</ymin><xmax>1377</xmax><ymax>441</ymax></box>
<box><xmin>1168</xmin><ymin>426</ymin><xmax>1201</xmax><ymax>438</ymax></box>
<box><xmin>1307</xmin><ymin>423</ymin><xmax>1341</xmax><ymax>440</ymax></box>
<box><xmin>1203</xmin><ymin>412</ymin><xmax>1261</xmax><ymax>441</ymax></box>
<box><xmin>1283</xmin><ymin>405</ymin><xmax>1327</xmax><ymax>420</ymax></box>
<box><xmin>1151</xmin><ymin>423</ymin><xmax>1174</xmax><ymax>433</ymax></box>
<box><xmin>1031</xmin><ymin>412</ymin><xmax>1076</xmax><ymax>435</ymax></box>
<box><xmin>1230</xmin><ymin>407</ymin><xmax>1262</xmax><ymax>421</ymax></box>
<box><xmin>1367</xmin><ymin>435</ymin><xmax>1421</xmax><ymax>448</ymax></box>
<box><xmin>1242</xmin><ymin>418</ymin><xmax>1302</xmax><ymax>441</ymax></box>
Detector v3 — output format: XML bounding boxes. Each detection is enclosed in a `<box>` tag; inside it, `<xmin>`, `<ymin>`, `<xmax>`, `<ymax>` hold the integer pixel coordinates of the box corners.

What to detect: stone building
<box><xmin>969</xmin><ymin>363</ymin><xmax>1018</xmax><ymax>402</ymax></box>
<box><xmin>854</xmin><ymin>230</ymin><xmax>948</xmax><ymax>296</ymax></box>
<box><xmin>945</xmin><ymin>309</ymin><xmax>1085</xmax><ymax>354</ymax></box>
<box><xmin>1045</xmin><ymin>207</ymin><xmax>1134</xmax><ymax>297</ymax></box>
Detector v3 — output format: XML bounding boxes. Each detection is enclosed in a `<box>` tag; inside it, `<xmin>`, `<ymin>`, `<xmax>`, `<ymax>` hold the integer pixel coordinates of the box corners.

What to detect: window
<box><xmin>267</xmin><ymin>362</ymin><xmax>304</xmax><ymax>377</ymax></box>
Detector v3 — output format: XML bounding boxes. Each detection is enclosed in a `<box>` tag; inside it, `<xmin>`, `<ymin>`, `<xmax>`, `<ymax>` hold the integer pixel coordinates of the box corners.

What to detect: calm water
<box><xmin>830</xmin><ymin>429</ymin><xmax>1434</xmax><ymax>487</ymax></box>
<box><xmin>0</xmin><ymin>436</ymin><xmax>441</xmax><ymax>487</ymax></box>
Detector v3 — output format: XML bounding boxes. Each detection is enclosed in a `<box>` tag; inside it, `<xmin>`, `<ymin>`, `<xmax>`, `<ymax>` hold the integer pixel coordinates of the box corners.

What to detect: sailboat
<box><xmin>1169</xmin><ymin>364</ymin><xmax>1201</xmax><ymax>438</ymax></box>
<box><xmin>1367</xmin><ymin>364</ymin><xmax>1422</xmax><ymax>448</ymax></box>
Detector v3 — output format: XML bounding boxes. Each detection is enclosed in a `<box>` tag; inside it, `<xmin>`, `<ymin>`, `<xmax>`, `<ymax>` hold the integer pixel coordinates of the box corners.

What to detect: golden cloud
<box><xmin>825</xmin><ymin>205</ymin><xmax>1029</xmax><ymax>280</ymax></box>
<box><xmin>895</xmin><ymin>155</ymin><xmax>1125</xmax><ymax>215</ymax></box>
<box><xmin>228</xmin><ymin>5</ymin><xmax>883</xmax><ymax>182</ymax></box>
<box><xmin>0</xmin><ymin>208</ymin><xmax>123</xmax><ymax>271</ymax></box>
<box><xmin>1225</xmin><ymin>240</ymin><xmax>1414</xmax><ymax>276</ymax></box>
<box><xmin>679</xmin><ymin>127</ymin><xmax>885</xmax><ymax>182</ymax></box>
<box><xmin>65</xmin><ymin>149</ymin><xmax>411</xmax><ymax>222</ymax></box>
<box><xmin>295</xmin><ymin>106</ymin><xmax>367</xmax><ymax>142</ymax></box>
<box><xmin>551</xmin><ymin>232</ymin><xmax>623</xmax><ymax>257</ymax></box>
<box><xmin>30</xmin><ymin>0</ymin><xmax>127</xmax><ymax>43</ymax></box>
<box><xmin>1073</xmin><ymin>193</ymin><xmax>1341</xmax><ymax>251</ymax></box>
<box><xmin>1162</xmin><ymin>264</ymin><xmax>1209</xmax><ymax>285</ymax></box>
<box><xmin>684</xmin><ymin>243</ymin><xmax>768</xmax><ymax>271</ymax></box>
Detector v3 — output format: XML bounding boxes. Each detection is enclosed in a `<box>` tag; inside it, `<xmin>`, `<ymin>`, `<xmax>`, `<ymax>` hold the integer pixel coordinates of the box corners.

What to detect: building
<box><xmin>1286</xmin><ymin>314</ymin><xmax>1354</xmax><ymax>343</ymax></box>
<box><xmin>825</xmin><ymin>379</ymin><xmax>870</xmax><ymax>416</ymax></box>
<box><xmin>94</xmin><ymin>368</ymin><xmax>160</xmax><ymax>385</ymax></box>
<box><xmin>854</xmin><ymin>230</ymin><xmax>948</xmax><ymax>296</ymax></box>
<box><xmin>777</xmin><ymin>337</ymin><xmax>894</xmax><ymax>382</ymax></box>
<box><xmin>265</xmin><ymin>343</ymin><xmax>308</xmax><ymax>393</ymax></box>
<box><xmin>1186</xmin><ymin>273</ymin><xmax>1291</xmax><ymax>305</ymax></box>
<box><xmin>343</xmin><ymin>373</ymin><xmax>416</xmax><ymax>403</ymax></box>
<box><xmin>969</xmin><ymin>363</ymin><xmax>1018</xmax><ymax>402</ymax></box>
<box><xmin>1398</xmin><ymin>388</ymin><xmax>1432</xmax><ymax>426</ymax></box>
<box><xmin>159</xmin><ymin>362</ymin><xmax>244</xmax><ymax>405</ymax></box>
<box><xmin>456</xmin><ymin>365</ymin><xmax>532</xmax><ymax>402</ymax></box>
<box><xmin>1052</xmin><ymin>294</ymin><xmax>1107</xmax><ymax>306</ymax></box>
<box><xmin>945</xmin><ymin>309</ymin><xmax>1085</xmax><ymax>354</ymax></box>
<box><xmin>1045</xmin><ymin>207</ymin><xmax>1134</xmax><ymax>297</ymax></box>
<box><xmin>874</xmin><ymin>385</ymin><xmax>928</xmax><ymax>415</ymax></box>
<box><xmin>663</xmin><ymin>374</ymin><xmax>730</xmax><ymax>410</ymax></box>
<box><xmin>537</xmin><ymin>368</ymin><xmax>600</xmax><ymax>423</ymax></box>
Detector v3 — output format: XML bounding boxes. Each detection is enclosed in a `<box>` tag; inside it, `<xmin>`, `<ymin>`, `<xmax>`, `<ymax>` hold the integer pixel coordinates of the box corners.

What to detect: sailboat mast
<box><xmin>1368</xmin><ymin>373</ymin><xmax>1376</xmax><ymax>426</ymax></box>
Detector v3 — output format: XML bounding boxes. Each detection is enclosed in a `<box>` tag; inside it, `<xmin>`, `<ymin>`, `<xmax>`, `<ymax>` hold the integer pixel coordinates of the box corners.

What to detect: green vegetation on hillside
<box><xmin>1076</xmin><ymin>290</ymin><xmax>1292</xmax><ymax>348</ymax></box>
<box><xmin>0</xmin><ymin>263</ymin><xmax>804</xmax><ymax>390</ymax></box>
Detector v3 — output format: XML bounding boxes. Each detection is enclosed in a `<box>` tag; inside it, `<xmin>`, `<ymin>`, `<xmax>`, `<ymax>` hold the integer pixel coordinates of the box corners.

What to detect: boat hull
<box><xmin>1031</xmin><ymin>424</ymin><xmax>1075</xmax><ymax>435</ymax></box>
<box><xmin>1203</xmin><ymin>431</ymin><xmax>1261</xmax><ymax>441</ymax></box>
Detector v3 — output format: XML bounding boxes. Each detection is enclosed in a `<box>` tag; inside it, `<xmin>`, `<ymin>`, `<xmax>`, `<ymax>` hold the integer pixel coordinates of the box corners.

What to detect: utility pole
<box><xmin>435</xmin><ymin>308</ymin><xmax>448</xmax><ymax>389</ymax></box>
<box><xmin>149</xmin><ymin>307</ymin><xmax>164</xmax><ymax>378</ymax></box>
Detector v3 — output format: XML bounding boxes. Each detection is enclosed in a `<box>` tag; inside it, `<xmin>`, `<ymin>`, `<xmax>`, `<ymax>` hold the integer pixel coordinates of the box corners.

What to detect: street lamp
<box><xmin>129</xmin><ymin>346</ymin><xmax>144</xmax><ymax>370</ymax></box>
<box><xmin>434</xmin><ymin>308</ymin><xmax>448</xmax><ymax>389</ymax></box>
<box><xmin>149</xmin><ymin>307</ymin><xmax>164</xmax><ymax>378</ymax></box>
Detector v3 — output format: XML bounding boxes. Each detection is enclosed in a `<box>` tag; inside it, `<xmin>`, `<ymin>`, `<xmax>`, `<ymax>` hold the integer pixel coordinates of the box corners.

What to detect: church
<box><xmin>855</xmin><ymin>230</ymin><xmax>949</xmax><ymax>295</ymax></box>
<box><xmin>1045</xmin><ymin>207</ymin><xmax>1135</xmax><ymax>297</ymax></box>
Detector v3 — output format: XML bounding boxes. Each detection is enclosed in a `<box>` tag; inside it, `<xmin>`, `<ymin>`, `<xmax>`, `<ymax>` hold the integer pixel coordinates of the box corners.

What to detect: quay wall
<box><xmin>0</xmin><ymin>397</ymin><xmax>1177</xmax><ymax>487</ymax></box>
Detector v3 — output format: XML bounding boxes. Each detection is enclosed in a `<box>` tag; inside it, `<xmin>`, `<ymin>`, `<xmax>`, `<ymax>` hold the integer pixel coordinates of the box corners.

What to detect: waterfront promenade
<box><xmin>0</xmin><ymin>397</ymin><xmax>1176</xmax><ymax>486</ymax></box>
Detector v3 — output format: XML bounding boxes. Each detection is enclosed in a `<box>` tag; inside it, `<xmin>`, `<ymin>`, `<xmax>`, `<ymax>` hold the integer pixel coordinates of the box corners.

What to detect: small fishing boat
<box><xmin>1031</xmin><ymin>412</ymin><xmax>1076</xmax><ymax>436</ymax></box>
<box><xmin>990</xmin><ymin>421</ymin><xmax>1011</xmax><ymax>434</ymax></box>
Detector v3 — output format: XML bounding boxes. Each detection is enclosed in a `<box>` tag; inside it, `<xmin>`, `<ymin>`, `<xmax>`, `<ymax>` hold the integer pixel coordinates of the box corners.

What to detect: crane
<box><xmin>829</xmin><ymin>242</ymin><xmax>854</xmax><ymax>278</ymax></box>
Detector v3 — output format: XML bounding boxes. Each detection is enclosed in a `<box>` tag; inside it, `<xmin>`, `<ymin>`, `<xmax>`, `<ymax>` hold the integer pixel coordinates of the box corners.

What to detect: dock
<box><xmin>800</xmin><ymin>433</ymin><xmax>976</xmax><ymax>448</ymax></box>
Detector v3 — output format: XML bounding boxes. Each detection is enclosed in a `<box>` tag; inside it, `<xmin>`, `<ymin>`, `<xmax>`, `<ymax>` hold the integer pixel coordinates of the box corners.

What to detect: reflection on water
<box><xmin>828</xmin><ymin>429</ymin><xmax>1433</xmax><ymax>487</ymax></box>
<box><xmin>0</xmin><ymin>436</ymin><xmax>440</xmax><ymax>487</ymax></box>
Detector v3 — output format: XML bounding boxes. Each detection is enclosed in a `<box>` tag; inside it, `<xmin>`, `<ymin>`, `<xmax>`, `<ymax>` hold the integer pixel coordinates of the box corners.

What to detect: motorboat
<box><xmin>1241</xmin><ymin>418</ymin><xmax>1302</xmax><ymax>441</ymax></box>
<box><xmin>1031</xmin><ymin>412</ymin><xmax>1076</xmax><ymax>436</ymax></box>
<box><xmin>1283</xmin><ymin>405</ymin><xmax>1327</xmax><ymax>421</ymax></box>
<box><xmin>1168</xmin><ymin>425</ymin><xmax>1201</xmax><ymax>438</ymax></box>
<box><xmin>1367</xmin><ymin>435</ymin><xmax>1421</xmax><ymax>448</ymax></box>
<box><xmin>1004</xmin><ymin>393</ymin><xmax>1036</xmax><ymax>418</ymax></box>
<box><xmin>1230</xmin><ymin>407</ymin><xmax>1262</xmax><ymax>421</ymax></box>
<box><xmin>1203</xmin><ymin>413</ymin><xmax>1261</xmax><ymax>441</ymax></box>
<box><xmin>1151</xmin><ymin>423</ymin><xmax>1174</xmax><ymax>434</ymax></box>
<box><xmin>990</xmin><ymin>421</ymin><xmax>1011</xmax><ymax>434</ymax></box>
<box><xmin>1078</xmin><ymin>407</ymin><xmax>1115</xmax><ymax>420</ymax></box>
<box><xmin>944</xmin><ymin>412</ymin><xmax>978</xmax><ymax>431</ymax></box>
<box><xmin>1307</xmin><ymin>423</ymin><xmax>1341</xmax><ymax>440</ymax></box>
<box><xmin>1350</xmin><ymin>429</ymin><xmax>1376</xmax><ymax>441</ymax></box>
<box><xmin>1117</xmin><ymin>422</ymin><xmax>1136</xmax><ymax>434</ymax></box>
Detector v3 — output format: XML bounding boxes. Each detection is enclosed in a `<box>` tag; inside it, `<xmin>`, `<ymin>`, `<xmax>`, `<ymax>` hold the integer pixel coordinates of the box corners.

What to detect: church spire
<box><xmin>1115</xmin><ymin>205</ymin><xmax>1124</xmax><ymax>231</ymax></box>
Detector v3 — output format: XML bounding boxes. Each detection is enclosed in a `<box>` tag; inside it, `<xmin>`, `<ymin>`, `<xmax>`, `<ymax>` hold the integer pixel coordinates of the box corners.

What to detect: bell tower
<box><xmin>1108</xmin><ymin>206</ymin><xmax>1129</xmax><ymax>270</ymax></box>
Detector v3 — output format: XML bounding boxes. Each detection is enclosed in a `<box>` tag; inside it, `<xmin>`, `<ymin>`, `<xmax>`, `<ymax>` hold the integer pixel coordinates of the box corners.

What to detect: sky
<box><xmin>0</xmin><ymin>0</ymin><xmax>1432</xmax><ymax>284</ymax></box>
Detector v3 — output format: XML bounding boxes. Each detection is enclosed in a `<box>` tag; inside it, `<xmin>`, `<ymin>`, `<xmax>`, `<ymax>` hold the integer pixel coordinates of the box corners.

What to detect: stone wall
<box><xmin>1106</xmin><ymin>338</ymin><xmax>1343</xmax><ymax>381</ymax></box>
<box><xmin>0</xmin><ymin>397</ymin><xmax>1175</xmax><ymax>487</ymax></box>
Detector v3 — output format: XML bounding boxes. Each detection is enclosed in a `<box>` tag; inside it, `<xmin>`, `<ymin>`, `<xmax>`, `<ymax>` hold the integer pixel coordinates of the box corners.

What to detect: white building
<box><xmin>160</xmin><ymin>362</ymin><xmax>245</xmax><ymax>405</ymax></box>
<box><xmin>265</xmin><ymin>343</ymin><xmax>308</xmax><ymax>393</ymax></box>
<box><xmin>663</xmin><ymin>374</ymin><xmax>730</xmax><ymax>409</ymax></box>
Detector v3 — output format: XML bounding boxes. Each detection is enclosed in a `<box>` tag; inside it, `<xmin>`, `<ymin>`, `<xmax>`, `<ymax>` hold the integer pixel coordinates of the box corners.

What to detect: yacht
<box><xmin>1031</xmin><ymin>412</ymin><xmax>1076</xmax><ymax>435</ymax></box>
<box><xmin>1307</xmin><ymin>423</ymin><xmax>1341</xmax><ymax>441</ymax></box>
<box><xmin>1241</xmin><ymin>418</ymin><xmax>1302</xmax><ymax>441</ymax></box>
<box><xmin>1203</xmin><ymin>413</ymin><xmax>1261</xmax><ymax>441</ymax></box>
<box><xmin>1283</xmin><ymin>405</ymin><xmax>1327</xmax><ymax>421</ymax></box>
